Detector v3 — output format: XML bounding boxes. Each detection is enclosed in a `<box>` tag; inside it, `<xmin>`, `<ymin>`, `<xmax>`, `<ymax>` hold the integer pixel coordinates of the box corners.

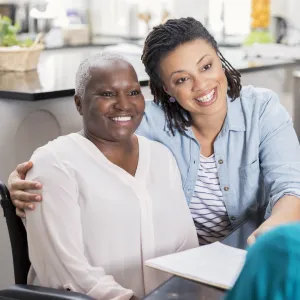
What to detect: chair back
<box><xmin>0</xmin><ymin>285</ymin><xmax>93</xmax><ymax>300</ymax></box>
<box><xmin>0</xmin><ymin>181</ymin><xmax>30</xmax><ymax>284</ymax></box>
<box><xmin>0</xmin><ymin>181</ymin><xmax>93</xmax><ymax>299</ymax></box>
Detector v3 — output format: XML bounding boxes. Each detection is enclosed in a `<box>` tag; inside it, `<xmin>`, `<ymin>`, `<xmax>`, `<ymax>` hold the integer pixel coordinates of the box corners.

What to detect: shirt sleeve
<box><xmin>25</xmin><ymin>147</ymin><xmax>134</xmax><ymax>300</ymax></box>
<box><xmin>259</xmin><ymin>91</ymin><xmax>300</xmax><ymax>217</ymax></box>
<box><xmin>135</xmin><ymin>101</ymin><xmax>165</xmax><ymax>141</ymax></box>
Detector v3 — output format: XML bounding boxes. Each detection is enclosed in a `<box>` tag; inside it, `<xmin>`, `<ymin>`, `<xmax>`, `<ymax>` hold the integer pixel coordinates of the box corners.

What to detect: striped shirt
<box><xmin>189</xmin><ymin>154</ymin><xmax>232</xmax><ymax>245</ymax></box>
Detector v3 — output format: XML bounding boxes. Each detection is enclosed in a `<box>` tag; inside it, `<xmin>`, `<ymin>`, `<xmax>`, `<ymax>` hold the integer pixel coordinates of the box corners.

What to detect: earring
<box><xmin>222</xmin><ymin>67</ymin><xmax>225</xmax><ymax>72</ymax></box>
<box><xmin>169</xmin><ymin>96</ymin><xmax>176</xmax><ymax>103</ymax></box>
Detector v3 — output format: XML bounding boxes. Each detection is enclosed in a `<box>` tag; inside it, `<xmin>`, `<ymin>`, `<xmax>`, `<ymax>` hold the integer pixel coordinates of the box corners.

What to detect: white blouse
<box><xmin>25</xmin><ymin>133</ymin><xmax>198</xmax><ymax>300</ymax></box>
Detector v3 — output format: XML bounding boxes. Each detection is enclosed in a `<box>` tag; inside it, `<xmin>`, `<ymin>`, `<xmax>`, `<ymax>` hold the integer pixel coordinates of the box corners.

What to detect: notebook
<box><xmin>145</xmin><ymin>242</ymin><xmax>247</xmax><ymax>290</ymax></box>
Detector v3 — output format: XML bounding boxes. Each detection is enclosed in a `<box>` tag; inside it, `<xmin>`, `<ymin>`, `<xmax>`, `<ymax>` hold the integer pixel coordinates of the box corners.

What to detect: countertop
<box><xmin>0</xmin><ymin>45</ymin><xmax>297</xmax><ymax>101</ymax></box>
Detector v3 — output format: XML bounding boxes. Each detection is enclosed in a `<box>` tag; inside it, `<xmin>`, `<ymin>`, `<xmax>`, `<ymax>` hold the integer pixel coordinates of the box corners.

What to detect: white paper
<box><xmin>145</xmin><ymin>242</ymin><xmax>246</xmax><ymax>290</ymax></box>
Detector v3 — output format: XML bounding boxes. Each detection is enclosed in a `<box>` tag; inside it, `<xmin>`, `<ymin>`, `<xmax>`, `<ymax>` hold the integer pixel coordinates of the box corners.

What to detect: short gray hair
<box><xmin>75</xmin><ymin>52</ymin><xmax>126</xmax><ymax>98</ymax></box>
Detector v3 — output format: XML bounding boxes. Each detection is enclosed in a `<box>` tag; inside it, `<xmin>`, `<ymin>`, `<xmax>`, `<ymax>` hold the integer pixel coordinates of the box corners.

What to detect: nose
<box><xmin>114</xmin><ymin>94</ymin><xmax>130</xmax><ymax>111</ymax></box>
<box><xmin>192</xmin><ymin>73</ymin><xmax>209</xmax><ymax>93</ymax></box>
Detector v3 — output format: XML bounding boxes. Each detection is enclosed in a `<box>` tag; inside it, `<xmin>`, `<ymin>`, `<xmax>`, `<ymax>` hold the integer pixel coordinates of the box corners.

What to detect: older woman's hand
<box><xmin>8</xmin><ymin>161</ymin><xmax>42</xmax><ymax>217</ymax></box>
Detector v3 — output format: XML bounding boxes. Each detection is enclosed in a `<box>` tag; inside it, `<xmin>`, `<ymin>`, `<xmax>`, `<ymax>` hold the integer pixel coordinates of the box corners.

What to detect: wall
<box><xmin>89</xmin><ymin>0</ymin><xmax>209</xmax><ymax>38</ymax></box>
<box><xmin>89</xmin><ymin>0</ymin><xmax>174</xmax><ymax>38</ymax></box>
<box><xmin>172</xmin><ymin>0</ymin><xmax>209</xmax><ymax>24</ymax></box>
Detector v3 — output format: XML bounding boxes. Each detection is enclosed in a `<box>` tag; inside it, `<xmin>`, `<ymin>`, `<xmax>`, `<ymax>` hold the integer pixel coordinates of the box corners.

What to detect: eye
<box><xmin>101</xmin><ymin>91</ymin><xmax>115</xmax><ymax>97</ymax></box>
<box><xmin>202</xmin><ymin>64</ymin><xmax>212</xmax><ymax>71</ymax></box>
<box><xmin>176</xmin><ymin>77</ymin><xmax>189</xmax><ymax>84</ymax></box>
<box><xmin>128</xmin><ymin>90</ymin><xmax>141</xmax><ymax>96</ymax></box>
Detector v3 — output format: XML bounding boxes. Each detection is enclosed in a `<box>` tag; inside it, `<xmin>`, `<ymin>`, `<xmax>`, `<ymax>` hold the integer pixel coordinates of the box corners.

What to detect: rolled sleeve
<box><xmin>259</xmin><ymin>91</ymin><xmax>300</xmax><ymax>217</ymax></box>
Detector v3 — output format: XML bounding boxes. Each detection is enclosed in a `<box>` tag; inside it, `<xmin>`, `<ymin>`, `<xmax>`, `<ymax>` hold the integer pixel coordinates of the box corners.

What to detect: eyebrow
<box><xmin>170</xmin><ymin>54</ymin><xmax>211</xmax><ymax>78</ymax></box>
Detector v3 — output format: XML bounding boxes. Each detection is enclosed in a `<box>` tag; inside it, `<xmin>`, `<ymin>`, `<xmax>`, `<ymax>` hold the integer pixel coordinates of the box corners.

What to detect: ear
<box><xmin>74</xmin><ymin>95</ymin><xmax>83</xmax><ymax>116</ymax></box>
<box><xmin>163</xmin><ymin>85</ymin><xmax>171</xmax><ymax>96</ymax></box>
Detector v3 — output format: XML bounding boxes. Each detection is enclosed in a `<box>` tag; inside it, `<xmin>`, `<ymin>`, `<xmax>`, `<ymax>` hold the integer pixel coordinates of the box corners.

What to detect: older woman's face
<box><xmin>159</xmin><ymin>39</ymin><xmax>228</xmax><ymax>118</ymax></box>
<box><xmin>77</xmin><ymin>60</ymin><xmax>145</xmax><ymax>142</ymax></box>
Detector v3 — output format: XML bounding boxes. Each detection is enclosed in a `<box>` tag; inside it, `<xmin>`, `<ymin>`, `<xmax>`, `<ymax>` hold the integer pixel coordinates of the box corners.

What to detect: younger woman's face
<box><xmin>159</xmin><ymin>39</ymin><xmax>228</xmax><ymax>118</ymax></box>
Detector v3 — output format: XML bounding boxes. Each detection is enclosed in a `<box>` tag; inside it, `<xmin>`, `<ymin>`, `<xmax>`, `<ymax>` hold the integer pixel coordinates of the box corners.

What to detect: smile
<box><xmin>194</xmin><ymin>89</ymin><xmax>215</xmax><ymax>103</ymax></box>
<box><xmin>109</xmin><ymin>116</ymin><xmax>133</xmax><ymax>122</ymax></box>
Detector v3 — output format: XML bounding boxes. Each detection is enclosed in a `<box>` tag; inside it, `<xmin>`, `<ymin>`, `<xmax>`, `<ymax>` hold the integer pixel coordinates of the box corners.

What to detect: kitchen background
<box><xmin>1</xmin><ymin>0</ymin><xmax>300</xmax><ymax>47</ymax></box>
<box><xmin>1</xmin><ymin>0</ymin><xmax>300</xmax><ymax>290</ymax></box>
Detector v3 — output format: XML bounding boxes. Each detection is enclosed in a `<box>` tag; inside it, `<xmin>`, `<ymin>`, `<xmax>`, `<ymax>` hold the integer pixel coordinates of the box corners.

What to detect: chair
<box><xmin>0</xmin><ymin>285</ymin><xmax>93</xmax><ymax>300</ymax></box>
<box><xmin>0</xmin><ymin>181</ymin><xmax>93</xmax><ymax>300</ymax></box>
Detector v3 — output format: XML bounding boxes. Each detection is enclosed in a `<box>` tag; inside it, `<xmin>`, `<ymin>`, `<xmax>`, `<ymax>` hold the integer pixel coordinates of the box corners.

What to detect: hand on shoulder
<box><xmin>8</xmin><ymin>161</ymin><xmax>42</xmax><ymax>217</ymax></box>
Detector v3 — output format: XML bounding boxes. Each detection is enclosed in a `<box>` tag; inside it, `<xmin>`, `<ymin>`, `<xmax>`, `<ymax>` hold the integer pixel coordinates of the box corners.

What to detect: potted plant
<box><xmin>0</xmin><ymin>15</ymin><xmax>44</xmax><ymax>72</ymax></box>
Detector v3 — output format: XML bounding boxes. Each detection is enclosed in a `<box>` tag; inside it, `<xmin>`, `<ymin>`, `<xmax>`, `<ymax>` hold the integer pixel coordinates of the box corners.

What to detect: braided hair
<box><xmin>141</xmin><ymin>17</ymin><xmax>242</xmax><ymax>135</ymax></box>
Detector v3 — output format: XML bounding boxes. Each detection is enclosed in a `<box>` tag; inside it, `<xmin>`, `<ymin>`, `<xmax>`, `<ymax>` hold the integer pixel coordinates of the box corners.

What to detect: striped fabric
<box><xmin>189</xmin><ymin>154</ymin><xmax>232</xmax><ymax>245</ymax></box>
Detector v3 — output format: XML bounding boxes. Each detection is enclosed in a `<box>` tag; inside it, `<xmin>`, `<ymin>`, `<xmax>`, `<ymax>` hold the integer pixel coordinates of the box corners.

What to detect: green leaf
<box><xmin>14</xmin><ymin>22</ymin><xmax>21</xmax><ymax>31</ymax></box>
<box><xmin>19</xmin><ymin>38</ymin><xmax>33</xmax><ymax>47</ymax></box>
<box><xmin>8</xmin><ymin>25</ymin><xmax>18</xmax><ymax>34</ymax></box>
<box><xmin>2</xmin><ymin>16</ymin><xmax>12</xmax><ymax>25</ymax></box>
<box><xmin>0</xmin><ymin>15</ymin><xmax>31</xmax><ymax>47</ymax></box>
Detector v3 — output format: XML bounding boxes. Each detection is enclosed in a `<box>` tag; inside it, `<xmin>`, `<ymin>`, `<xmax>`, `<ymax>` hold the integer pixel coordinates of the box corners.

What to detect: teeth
<box><xmin>111</xmin><ymin>116</ymin><xmax>132</xmax><ymax>122</ymax></box>
<box><xmin>196</xmin><ymin>89</ymin><xmax>215</xmax><ymax>102</ymax></box>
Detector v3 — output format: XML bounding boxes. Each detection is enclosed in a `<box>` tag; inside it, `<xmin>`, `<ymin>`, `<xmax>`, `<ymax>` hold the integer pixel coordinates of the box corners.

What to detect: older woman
<box><xmin>9</xmin><ymin>17</ymin><xmax>300</xmax><ymax>245</ymax></box>
<box><xmin>23</xmin><ymin>53</ymin><xmax>198</xmax><ymax>299</ymax></box>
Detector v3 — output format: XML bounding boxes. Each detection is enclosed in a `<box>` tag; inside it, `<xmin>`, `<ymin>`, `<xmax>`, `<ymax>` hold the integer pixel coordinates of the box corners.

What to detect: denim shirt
<box><xmin>136</xmin><ymin>85</ymin><xmax>300</xmax><ymax>227</ymax></box>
